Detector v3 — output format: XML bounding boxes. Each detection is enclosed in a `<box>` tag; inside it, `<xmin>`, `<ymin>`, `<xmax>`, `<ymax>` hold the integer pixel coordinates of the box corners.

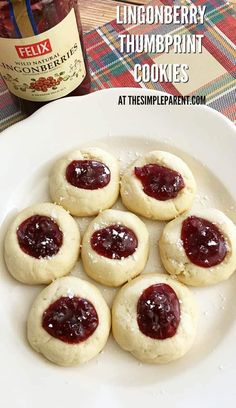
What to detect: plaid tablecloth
<box><xmin>0</xmin><ymin>0</ymin><xmax>235</xmax><ymax>131</ymax></box>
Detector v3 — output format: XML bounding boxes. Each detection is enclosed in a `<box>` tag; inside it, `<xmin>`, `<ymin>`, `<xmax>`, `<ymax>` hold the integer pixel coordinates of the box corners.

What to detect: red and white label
<box><xmin>0</xmin><ymin>10</ymin><xmax>86</xmax><ymax>102</ymax></box>
<box><xmin>15</xmin><ymin>39</ymin><xmax>52</xmax><ymax>59</ymax></box>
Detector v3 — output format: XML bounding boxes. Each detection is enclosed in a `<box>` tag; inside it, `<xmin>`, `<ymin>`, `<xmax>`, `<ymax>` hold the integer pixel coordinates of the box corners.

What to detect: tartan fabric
<box><xmin>0</xmin><ymin>0</ymin><xmax>235</xmax><ymax>131</ymax></box>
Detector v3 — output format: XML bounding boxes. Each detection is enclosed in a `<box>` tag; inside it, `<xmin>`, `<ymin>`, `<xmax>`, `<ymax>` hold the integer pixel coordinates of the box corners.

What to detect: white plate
<box><xmin>0</xmin><ymin>88</ymin><xmax>236</xmax><ymax>407</ymax></box>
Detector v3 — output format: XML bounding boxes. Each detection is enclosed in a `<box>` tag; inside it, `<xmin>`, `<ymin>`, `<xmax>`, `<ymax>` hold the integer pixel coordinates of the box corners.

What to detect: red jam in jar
<box><xmin>181</xmin><ymin>216</ymin><xmax>227</xmax><ymax>267</ymax></box>
<box><xmin>0</xmin><ymin>1</ymin><xmax>91</xmax><ymax>115</ymax></box>
<box><xmin>137</xmin><ymin>283</ymin><xmax>180</xmax><ymax>340</ymax></box>
<box><xmin>42</xmin><ymin>296</ymin><xmax>99</xmax><ymax>344</ymax></box>
<box><xmin>135</xmin><ymin>164</ymin><xmax>185</xmax><ymax>201</ymax></box>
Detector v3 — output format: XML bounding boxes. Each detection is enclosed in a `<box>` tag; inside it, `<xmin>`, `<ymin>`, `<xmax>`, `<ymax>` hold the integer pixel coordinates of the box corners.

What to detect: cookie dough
<box><xmin>112</xmin><ymin>273</ymin><xmax>198</xmax><ymax>363</ymax></box>
<box><xmin>27</xmin><ymin>276</ymin><xmax>111</xmax><ymax>366</ymax></box>
<box><xmin>159</xmin><ymin>208</ymin><xmax>236</xmax><ymax>286</ymax></box>
<box><xmin>120</xmin><ymin>150</ymin><xmax>196</xmax><ymax>220</ymax></box>
<box><xmin>4</xmin><ymin>202</ymin><xmax>80</xmax><ymax>285</ymax></box>
<box><xmin>81</xmin><ymin>209</ymin><xmax>149</xmax><ymax>287</ymax></box>
<box><xmin>49</xmin><ymin>147</ymin><xmax>120</xmax><ymax>216</ymax></box>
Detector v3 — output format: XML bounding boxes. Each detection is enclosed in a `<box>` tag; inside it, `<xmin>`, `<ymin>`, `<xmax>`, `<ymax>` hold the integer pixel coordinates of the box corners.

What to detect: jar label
<box><xmin>0</xmin><ymin>10</ymin><xmax>86</xmax><ymax>102</ymax></box>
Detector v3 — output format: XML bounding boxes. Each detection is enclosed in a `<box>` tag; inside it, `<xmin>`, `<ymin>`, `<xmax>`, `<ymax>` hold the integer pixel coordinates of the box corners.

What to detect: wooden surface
<box><xmin>79</xmin><ymin>0</ymin><xmax>236</xmax><ymax>32</ymax></box>
<box><xmin>78</xmin><ymin>0</ymin><xmax>147</xmax><ymax>32</ymax></box>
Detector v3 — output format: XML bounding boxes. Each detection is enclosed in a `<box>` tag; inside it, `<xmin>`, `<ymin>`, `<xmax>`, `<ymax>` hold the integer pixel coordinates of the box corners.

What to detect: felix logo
<box><xmin>15</xmin><ymin>39</ymin><xmax>52</xmax><ymax>59</ymax></box>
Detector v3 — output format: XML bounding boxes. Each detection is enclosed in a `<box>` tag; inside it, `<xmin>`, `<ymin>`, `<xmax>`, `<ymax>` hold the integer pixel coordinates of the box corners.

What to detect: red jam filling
<box><xmin>137</xmin><ymin>284</ymin><xmax>180</xmax><ymax>340</ymax></box>
<box><xmin>66</xmin><ymin>160</ymin><xmax>111</xmax><ymax>190</ymax></box>
<box><xmin>134</xmin><ymin>164</ymin><xmax>185</xmax><ymax>201</ymax></box>
<box><xmin>91</xmin><ymin>224</ymin><xmax>138</xmax><ymax>260</ymax></box>
<box><xmin>17</xmin><ymin>215</ymin><xmax>63</xmax><ymax>259</ymax></box>
<box><xmin>42</xmin><ymin>296</ymin><xmax>99</xmax><ymax>344</ymax></box>
<box><xmin>181</xmin><ymin>216</ymin><xmax>227</xmax><ymax>268</ymax></box>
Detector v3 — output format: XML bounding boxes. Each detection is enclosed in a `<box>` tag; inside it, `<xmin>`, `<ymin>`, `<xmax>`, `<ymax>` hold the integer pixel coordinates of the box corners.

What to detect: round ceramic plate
<box><xmin>0</xmin><ymin>88</ymin><xmax>235</xmax><ymax>407</ymax></box>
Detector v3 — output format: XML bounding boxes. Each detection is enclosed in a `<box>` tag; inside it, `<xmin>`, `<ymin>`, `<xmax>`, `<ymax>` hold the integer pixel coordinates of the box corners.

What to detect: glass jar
<box><xmin>0</xmin><ymin>0</ymin><xmax>91</xmax><ymax>115</ymax></box>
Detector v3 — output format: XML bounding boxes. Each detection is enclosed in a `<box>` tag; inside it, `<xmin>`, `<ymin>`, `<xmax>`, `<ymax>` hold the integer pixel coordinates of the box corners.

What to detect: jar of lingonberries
<box><xmin>0</xmin><ymin>1</ymin><xmax>91</xmax><ymax>115</ymax></box>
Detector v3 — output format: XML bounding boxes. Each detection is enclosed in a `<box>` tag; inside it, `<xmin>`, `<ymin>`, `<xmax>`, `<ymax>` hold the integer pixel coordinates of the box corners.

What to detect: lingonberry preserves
<box><xmin>42</xmin><ymin>296</ymin><xmax>98</xmax><ymax>343</ymax></box>
<box><xmin>137</xmin><ymin>283</ymin><xmax>180</xmax><ymax>339</ymax></box>
<box><xmin>181</xmin><ymin>216</ymin><xmax>227</xmax><ymax>267</ymax></box>
<box><xmin>66</xmin><ymin>160</ymin><xmax>111</xmax><ymax>190</ymax></box>
<box><xmin>0</xmin><ymin>1</ymin><xmax>91</xmax><ymax>115</ymax></box>
<box><xmin>91</xmin><ymin>224</ymin><xmax>138</xmax><ymax>259</ymax></box>
<box><xmin>17</xmin><ymin>215</ymin><xmax>63</xmax><ymax>259</ymax></box>
<box><xmin>135</xmin><ymin>164</ymin><xmax>185</xmax><ymax>201</ymax></box>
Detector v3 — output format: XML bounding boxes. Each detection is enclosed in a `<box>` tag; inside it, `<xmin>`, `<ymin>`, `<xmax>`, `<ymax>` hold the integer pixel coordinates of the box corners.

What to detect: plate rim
<box><xmin>1</xmin><ymin>88</ymin><xmax>235</xmax><ymax>139</ymax></box>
